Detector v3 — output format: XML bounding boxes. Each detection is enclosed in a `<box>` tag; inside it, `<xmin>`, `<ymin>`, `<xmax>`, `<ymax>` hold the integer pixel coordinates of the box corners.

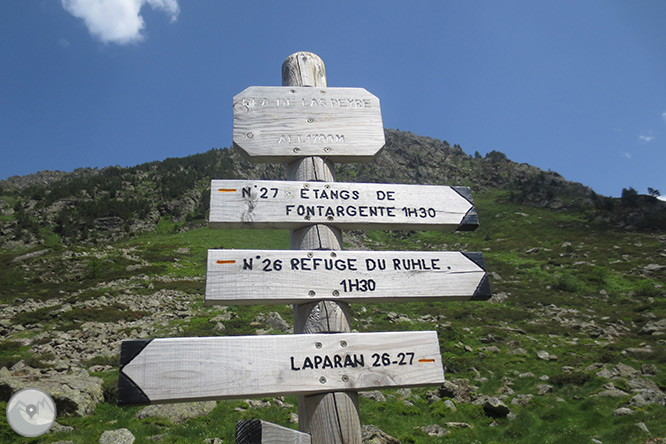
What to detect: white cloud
<box><xmin>61</xmin><ymin>0</ymin><xmax>179</xmax><ymax>45</ymax></box>
<box><xmin>662</xmin><ymin>111</ymin><xmax>666</xmax><ymax>124</ymax></box>
<box><xmin>623</xmin><ymin>152</ymin><xmax>632</xmax><ymax>159</ymax></box>
<box><xmin>638</xmin><ymin>132</ymin><xmax>655</xmax><ymax>143</ymax></box>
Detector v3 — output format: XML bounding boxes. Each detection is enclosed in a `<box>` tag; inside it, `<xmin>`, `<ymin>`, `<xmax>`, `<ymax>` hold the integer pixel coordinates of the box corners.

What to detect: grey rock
<box><xmin>641</xmin><ymin>364</ymin><xmax>658</xmax><ymax>375</ymax></box>
<box><xmin>361</xmin><ymin>425</ymin><xmax>400</xmax><ymax>444</ymax></box>
<box><xmin>537</xmin><ymin>350</ymin><xmax>550</xmax><ymax>360</ymax></box>
<box><xmin>50</xmin><ymin>422</ymin><xmax>75</xmax><ymax>433</ymax></box>
<box><xmin>204</xmin><ymin>439</ymin><xmax>223</xmax><ymax>444</ymax></box>
<box><xmin>511</xmin><ymin>394</ymin><xmax>533</xmax><ymax>406</ymax></box>
<box><xmin>360</xmin><ymin>390</ymin><xmax>386</xmax><ymax>402</ymax></box>
<box><xmin>0</xmin><ymin>369</ymin><xmax>103</xmax><ymax>416</ymax></box>
<box><xmin>635</xmin><ymin>422</ymin><xmax>650</xmax><ymax>434</ymax></box>
<box><xmin>537</xmin><ymin>384</ymin><xmax>553</xmax><ymax>395</ymax></box>
<box><xmin>136</xmin><ymin>401</ymin><xmax>217</xmax><ymax>424</ymax></box>
<box><xmin>481</xmin><ymin>397</ymin><xmax>510</xmax><ymax>418</ymax></box>
<box><xmin>613</xmin><ymin>407</ymin><xmax>635</xmax><ymax>416</ymax></box>
<box><xmin>421</xmin><ymin>424</ymin><xmax>450</xmax><ymax>437</ymax></box>
<box><xmin>640</xmin><ymin>319</ymin><xmax>666</xmax><ymax>335</ymax></box>
<box><xmin>427</xmin><ymin>378</ymin><xmax>474</xmax><ymax>403</ymax></box>
<box><xmin>594</xmin><ymin>388</ymin><xmax>629</xmax><ymax>398</ymax></box>
<box><xmin>445</xmin><ymin>422</ymin><xmax>472</xmax><ymax>429</ymax></box>
<box><xmin>254</xmin><ymin>312</ymin><xmax>291</xmax><ymax>332</ymax></box>
<box><xmin>99</xmin><ymin>428</ymin><xmax>135</xmax><ymax>444</ymax></box>
<box><xmin>616</xmin><ymin>363</ymin><xmax>640</xmax><ymax>378</ymax></box>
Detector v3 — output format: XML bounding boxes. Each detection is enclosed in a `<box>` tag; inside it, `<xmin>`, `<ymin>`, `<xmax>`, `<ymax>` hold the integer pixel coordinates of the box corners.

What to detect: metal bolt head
<box><xmin>293</xmin><ymin>147</ymin><xmax>300</xmax><ymax>153</ymax></box>
<box><xmin>319</xmin><ymin>376</ymin><xmax>327</xmax><ymax>384</ymax></box>
<box><xmin>315</xmin><ymin>342</ymin><xmax>322</xmax><ymax>349</ymax></box>
<box><xmin>324</xmin><ymin>147</ymin><xmax>331</xmax><ymax>152</ymax></box>
<box><xmin>307</xmin><ymin>117</ymin><xmax>314</xmax><ymax>123</ymax></box>
<box><xmin>332</xmin><ymin>290</ymin><xmax>340</xmax><ymax>296</ymax></box>
<box><xmin>327</xmin><ymin>216</ymin><xmax>334</xmax><ymax>221</ymax></box>
<box><xmin>247</xmin><ymin>132</ymin><xmax>254</xmax><ymax>138</ymax></box>
<box><xmin>340</xmin><ymin>340</ymin><xmax>347</xmax><ymax>347</ymax></box>
<box><xmin>308</xmin><ymin>290</ymin><xmax>316</xmax><ymax>297</ymax></box>
<box><xmin>330</xmin><ymin>252</ymin><xmax>337</xmax><ymax>258</ymax></box>
<box><xmin>307</xmin><ymin>252</ymin><xmax>314</xmax><ymax>258</ymax></box>
<box><xmin>341</xmin><ymin>375</ymin><xmax>349</xmax><ymax>382</ymax></box>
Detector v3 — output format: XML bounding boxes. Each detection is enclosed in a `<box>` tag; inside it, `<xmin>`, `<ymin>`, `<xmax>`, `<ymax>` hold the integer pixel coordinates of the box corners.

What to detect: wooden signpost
<box><xmin>205</xmin><ymin>249</ymin><xmax>490</xmax><ymax>304</ymax></box>
<box><xmin>119</xmin><ymin>52</ymin><xmax>492</xmax><ymax>444</ymax></box>
<box><xmin>233</xmin><ymin>86</ymin><xmax>384</xmax><ymax>162</ymax></box>
<box><xmin>118</xmin><ymin>332</ymin><xmax>444</xmax><ymax>404</ymax></box>
<box><xmin>209</xmin><ymin>180</ymin><xmax>479</xmax><ymax>231</ymax></box>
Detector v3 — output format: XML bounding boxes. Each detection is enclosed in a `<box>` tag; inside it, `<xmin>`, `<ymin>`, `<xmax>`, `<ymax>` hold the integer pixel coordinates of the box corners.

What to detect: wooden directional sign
<box><xmin>233</xmin><ymin>86</ymin><xmax>384</xmax><ymax>162</ymax></box>
<box><xmin>205</xmin><ymin>249</ymin><xmax>491</xmax><ymax>305</ymax></box>
<box><xmin>210</xmin><ymin>180</ymin><xmax>478</xmax><ymax>232</ymax></box>
<box><xmin>118</xmin><ymin>331</ymin><xmax>444</xmax><ymax>405</ymax></box>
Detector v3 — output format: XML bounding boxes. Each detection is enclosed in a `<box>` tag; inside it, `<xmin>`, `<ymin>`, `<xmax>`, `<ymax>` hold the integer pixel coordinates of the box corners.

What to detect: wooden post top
<box><xmin>282</xmin><ymin>52</ymin><xmax>327</xmax><ymax>87</ymax></box>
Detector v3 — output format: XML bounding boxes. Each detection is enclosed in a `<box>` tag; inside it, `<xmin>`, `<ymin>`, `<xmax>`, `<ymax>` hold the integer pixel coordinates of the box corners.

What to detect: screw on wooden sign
<box><xmin>209</xmin><ymin>180</ymin><xmax>479</xmax><ymax>231</ymax></box>
<box><xmin>117</xmin><ymin>331</ymin><xmax>445</xmax><ymax>405</ymax></box>
<box><xmin>205</xmin><ymin>249</ymin><xmax>491</xmax><ymax>305</ymax></box>
<box><xmin>232</xmin><ymin>86</ymin><xmax>385</xmax><ymax>162</ymax></box>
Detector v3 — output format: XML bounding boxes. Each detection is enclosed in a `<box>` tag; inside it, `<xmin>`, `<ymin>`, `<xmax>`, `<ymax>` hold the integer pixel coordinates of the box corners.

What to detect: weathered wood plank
<box><xmin>205</xmin><ymin>249</ymin><xmax>491</xmax><ymax>305</ymax></box>
<box><xmin>117</xmin><ymin>331</ymin><xmax>445</xmax><ymax>405</ymax></box>
<box><xmin>236</xmin><ymin>420</ymin><xmax>311</xmax><ymax>444</ymax></box>
<box><xmin>209</xmin><ymin>180</ymin><xmax>478</xmax><ymax>231</ymax></box>
<box><xmin>233</xmin><ymin>86</ymin><xmax>385</xmax><ymax>162</ymax></box>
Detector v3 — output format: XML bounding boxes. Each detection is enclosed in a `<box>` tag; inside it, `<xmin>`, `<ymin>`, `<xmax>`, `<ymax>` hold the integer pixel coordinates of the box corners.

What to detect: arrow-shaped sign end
<box><xmin>118</xmin><ymin>339</ymin><xmax>153</xmax><ymax>405</ymax></box>
<box><xmin>118</xmin><ymin>371</ymin><xmax>150</xmax><ymax>405</ymax></box>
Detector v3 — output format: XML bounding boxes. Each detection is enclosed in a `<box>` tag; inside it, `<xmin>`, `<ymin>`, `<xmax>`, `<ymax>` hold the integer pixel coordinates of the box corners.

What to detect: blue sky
<box><xmin>1</xmin><ymin>1</ymin><xmax>665</xmax><ymax>198</ymax></box>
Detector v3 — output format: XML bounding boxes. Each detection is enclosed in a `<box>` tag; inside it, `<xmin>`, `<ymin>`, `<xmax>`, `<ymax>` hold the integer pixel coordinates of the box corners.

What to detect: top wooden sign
<box><xmin>233</xmin><ymin>86</ymin><xmax>385</xmax><ymax>162</ymax></box>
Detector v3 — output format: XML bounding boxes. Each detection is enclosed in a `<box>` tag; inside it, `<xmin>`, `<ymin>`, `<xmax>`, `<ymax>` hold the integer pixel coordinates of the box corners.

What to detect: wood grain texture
<box><xmin>236</xmin><ymin>420</ymin><xmax>311</xmax><ymax>444</ymax></box>
<box><xmin>232</xmin><ymin>86</ymin><xmax>384</xmax><ymax>162</ymax></box>
<box><xmin>290</xmin><ymin>225</ymin><xmax>342</xmax><ymax>251</ymax></box>
<box><xmin>209</xmin><ymin>180</ymin><xmax>478</xmax><ymax>231</ymax></box>
<box><xmin>282</xmin><ymin>52</ymin><xmax>327</xmax><ymax>88</ymax></box>
<box><xmin>293</xmin><ymin>301</ymin><xmax>352</xmax><ymax>334</ymax></box>
<box><xmin>205</xmin><ymin>249</ymin><xmax>490</xmax><ymax>305</ymax></box>
<box><xmin>286</xmin><ymin>157</ymin><xmax>336</xmax><ymax>181</ymax></box>
<box><xmin>118</xmin><ymin>332</ymin><xmax>445</xmax><ymax>404</ymax></box>
<box><xmin>298</xmin><ymin>393</ymin><xmax>361</xmax><ymax>444</ymax></box>
<box><xmin>282</xmin><ymin>51</ymin><xmax>359</xmax><ymax>444</ymax></box>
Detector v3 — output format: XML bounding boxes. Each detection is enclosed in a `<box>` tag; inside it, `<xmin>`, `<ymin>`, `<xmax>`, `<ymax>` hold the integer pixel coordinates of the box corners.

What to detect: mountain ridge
<box><xmin>1</xmin><ymin>129</ymin><xmax>664</xmax><ymax>251</ymax></box>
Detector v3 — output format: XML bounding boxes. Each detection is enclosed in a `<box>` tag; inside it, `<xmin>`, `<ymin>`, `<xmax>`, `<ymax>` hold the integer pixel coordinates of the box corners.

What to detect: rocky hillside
<box><xmin>0</xmin><ymin>129</ymin><xmax>665</xmax><ymax>443</ymax></box>
<box><xmin>2</xmin><ymin>129</ymin><xmax>664</xmax><ymax>250</ymax></box>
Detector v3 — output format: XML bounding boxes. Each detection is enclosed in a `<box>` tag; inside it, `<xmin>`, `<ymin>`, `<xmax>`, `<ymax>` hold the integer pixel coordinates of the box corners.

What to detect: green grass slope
<box><xmin>1</xmin><ymin>186</ymin><xmax>664</xmax><ymax>443</ymax></box>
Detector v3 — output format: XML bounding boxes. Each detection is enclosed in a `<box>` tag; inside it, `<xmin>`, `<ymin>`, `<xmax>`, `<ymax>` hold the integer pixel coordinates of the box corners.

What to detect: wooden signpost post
<box><xmin>118</xmin><ymin>52</ymin><xmax>492</xmax><ymax>444</ymax></box>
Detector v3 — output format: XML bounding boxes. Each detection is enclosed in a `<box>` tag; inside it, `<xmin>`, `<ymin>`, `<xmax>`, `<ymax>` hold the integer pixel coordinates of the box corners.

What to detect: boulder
<box><xmin>136</xmin><ymin>401</ymin><xmax>217</xmax><ymax>424</ymax></box>
<box><xmin>0</xmin><ymin>368</ymin><xmax>103</xmax><ymax>416</ymax></box>
<box><xmin>479</xmin><ymin>397</ymin><xmax>510</xmax><ymax>418</ymax></box>
<box><xmin>361</xmin><ymin>425</ymin><xmax>400</xmax><ymax>444</ymax></box>
<box><xmin>360</xmin><ymin>390</ymin><xmax>386</xmax><ymax>402</ymax></box>
<box><xmin>639</xmin><ymin>319</ymin><xmax>666</xmax><ymax>335</ymax></box>
<box><xmin>99</xmin><ymin>428</ymin><xmax>135</xmax><ymax>444</ymax></box>
<box><xmin>421</xmin><ymin>424</ymin><xmax>450</xmax><ymax>437</ymax></box>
